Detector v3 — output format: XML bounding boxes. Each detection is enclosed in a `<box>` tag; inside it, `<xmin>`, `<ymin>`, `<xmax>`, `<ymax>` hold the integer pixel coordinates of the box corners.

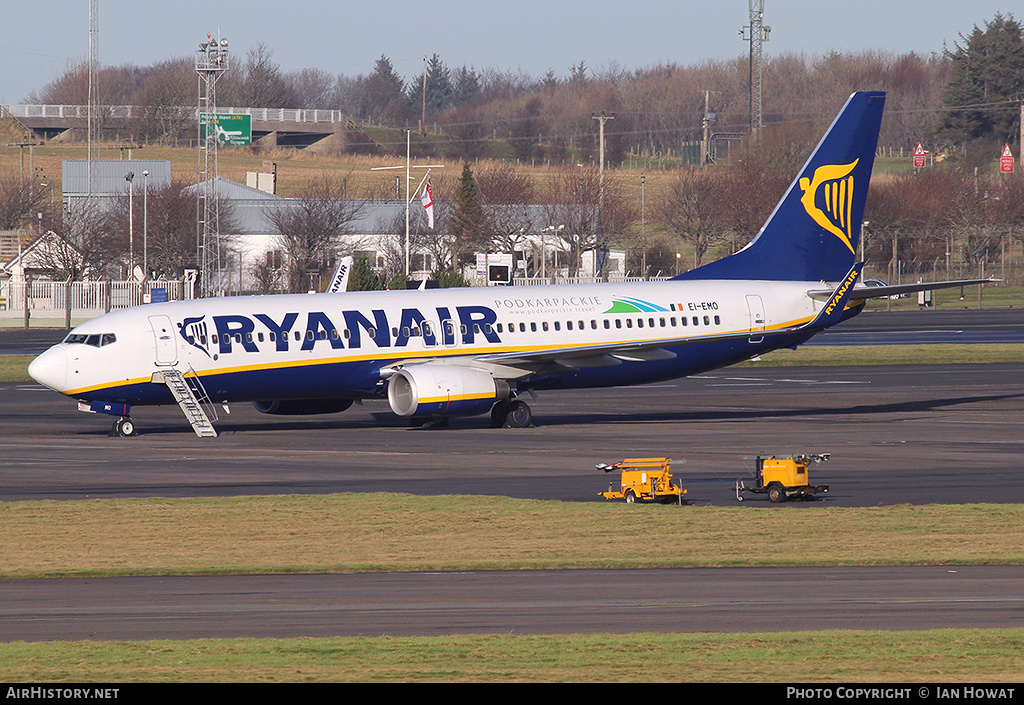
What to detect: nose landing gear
<box><xmin>111</xmin><ymin>416</ymin><xmax>137</xmax><ymax>437</ymax></box>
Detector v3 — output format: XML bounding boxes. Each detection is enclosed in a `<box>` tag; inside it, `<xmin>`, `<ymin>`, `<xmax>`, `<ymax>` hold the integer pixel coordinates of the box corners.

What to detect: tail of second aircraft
<box><xmin>675</xmin><ymin>91</ymin><xmax>885</xmax><ymax>283</ymax></box>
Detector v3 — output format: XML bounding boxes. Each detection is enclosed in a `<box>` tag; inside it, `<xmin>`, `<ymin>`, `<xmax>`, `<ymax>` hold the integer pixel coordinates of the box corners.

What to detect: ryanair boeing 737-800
<box><xmin>27</xmin><ymin>92</ymin><xmax>992</xmax><ymax>437</ymax></box>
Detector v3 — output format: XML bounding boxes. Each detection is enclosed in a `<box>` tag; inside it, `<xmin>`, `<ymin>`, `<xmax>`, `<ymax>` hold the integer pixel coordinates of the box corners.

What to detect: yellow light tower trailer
<box><xmin>735</xmin><ymin>453</ymin><xmax>831</xmax><ymax>503</ymax></box>
<box><xmin>598</xmin><ymin>458</ymin><xmax>686</xmax><ymax>504</ymax></box>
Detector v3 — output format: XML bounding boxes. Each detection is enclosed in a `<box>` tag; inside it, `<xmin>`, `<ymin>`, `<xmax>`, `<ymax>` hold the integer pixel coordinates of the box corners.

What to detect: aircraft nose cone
<box><xmin>28</xmin><ymin>346</ymin><xmax>68</xmax><ymax>392</ymax></box>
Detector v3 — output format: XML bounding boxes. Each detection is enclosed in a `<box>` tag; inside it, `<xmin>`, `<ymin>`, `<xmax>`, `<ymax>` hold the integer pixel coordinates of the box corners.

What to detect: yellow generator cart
<box><xmin>735</xmin><ymin>453</ymin><xmax>830</xmax><ymax>503</ymax></box>
<box><xmin>598</xmin><ymin>458</ymin><xmax>686</xmax><ymax>504</ymax></box>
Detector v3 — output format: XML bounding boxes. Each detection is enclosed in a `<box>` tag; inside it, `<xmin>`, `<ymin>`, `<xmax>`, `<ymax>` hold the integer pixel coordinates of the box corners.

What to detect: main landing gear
<box><xmin>490</xmin><ymin>398</ymin><xmax>533</xmax><ymax>429</ymax></box>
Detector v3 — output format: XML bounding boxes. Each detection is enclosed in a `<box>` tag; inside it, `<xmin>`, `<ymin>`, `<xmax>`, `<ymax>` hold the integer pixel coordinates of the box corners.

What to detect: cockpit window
<box><xmin>63</xmin><ymin>332</ymin><xmax>117</xmax><ymax>347</ymax></box>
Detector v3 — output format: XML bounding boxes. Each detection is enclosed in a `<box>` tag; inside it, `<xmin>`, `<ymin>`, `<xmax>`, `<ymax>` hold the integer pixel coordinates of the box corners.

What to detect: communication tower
<box><xmin>88</xmin><ymin>0</ymin><xmax>99</xmax><ymax>197</ymax></box>
<box><xmin>740</xmin><ymin>1</ymin><xmax>771</xmax><ymax>135</ymax></box>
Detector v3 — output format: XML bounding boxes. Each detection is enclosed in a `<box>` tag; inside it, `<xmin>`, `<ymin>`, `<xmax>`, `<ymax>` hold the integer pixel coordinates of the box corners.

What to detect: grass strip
<box><xmin>739</xmin><ymin>343</ymin><xmax>1024</xmax><ymax>366</ymax></box>
<box><xmin>3</xmin><ymin>495</ymin><xmax>1023</xmax><ymax>579</ymax></box>
<box><xmin>2</xmin><ymin>629</ymin><xmax>1022</xmax><ymax>682</ymax></box>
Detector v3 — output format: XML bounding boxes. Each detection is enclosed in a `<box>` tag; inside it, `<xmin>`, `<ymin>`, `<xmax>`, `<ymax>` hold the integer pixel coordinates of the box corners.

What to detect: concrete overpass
<box><xmin>2</xmin><ymin>104</ymin><xmax>381</xmax><ymax>151</ymax></box>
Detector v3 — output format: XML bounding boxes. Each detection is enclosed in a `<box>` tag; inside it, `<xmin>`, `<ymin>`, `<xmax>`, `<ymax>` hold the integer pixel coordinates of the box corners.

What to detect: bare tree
<box><xmin>542</xmin><ymin>165</ymin><xmax>635</xmax><ymax>276</ymax></box>
<box><xmin>266</xmin><ymin>175</ymin><xmax>367</xmax><ymax>292</ymax></box>
<box><xmin>0</xmin><ymin>173</ymin><xmax>47</xmax><ymax>230</ymax></box>
<box><xmin>655</xmin><ymin>167</ymin><xmax>731</xmax><ymax>270</ymax></box>
<box><xmin>248</xmin><ymin>251</ymin><xmax>282</xmax><ymax>294</ymax></box>
<box><xmin>129</xmin><ymin>58</ymin><xmax>195</xmax><ymax>143</ymax></box>
<box><xmin>477</xmin><ymin>163</ymin><xmax>535</xmax><ymax>257</ymax></box>
<box><xmin>104</xmin><ymin>180</ymin><xmax>236</xmax><ymax>279</ymax></box>
<box><xmin>237</xmin><ymin>43</ymin><xmax>295</xmax><ymax>108</ymax></box>
<box><xmin>32</xmin><ymin>199</ymin><xmax>112</xmax><ymax>280</ymax></box>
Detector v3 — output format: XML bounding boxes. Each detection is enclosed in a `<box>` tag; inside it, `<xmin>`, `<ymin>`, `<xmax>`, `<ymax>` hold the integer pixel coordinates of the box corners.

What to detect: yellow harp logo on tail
<box><xmin>799</xmin><ymin>159</ymin><xmax>859</xmax><ymax>254</ymax></box>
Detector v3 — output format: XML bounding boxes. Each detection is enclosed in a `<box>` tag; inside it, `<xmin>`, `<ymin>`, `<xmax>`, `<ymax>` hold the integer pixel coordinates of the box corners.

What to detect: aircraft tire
<box><xmin>114</xmin><ymin>418</ymin><xmax>136</xmax><ymax>437</ymax></box>
<box><xmin>503</xmin><ymin>400</ymin><xmax>532</xmax><ymax>429</ymax></box>
<box><xmin>490</xmin><ymin>401</ymin><xmax>510</xmax><ymax>428</ymax></box>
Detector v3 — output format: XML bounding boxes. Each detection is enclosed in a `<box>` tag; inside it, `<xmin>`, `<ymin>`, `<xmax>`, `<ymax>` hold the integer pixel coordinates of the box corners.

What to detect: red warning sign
<box><xmin>1000</xmin><ymin>144</ymin><xmax>1015</xmax><ymax>174</ymax></box>
<box><xmin>913</xmin><ymin>142</ymin><xmax>927</xmax><ymax>169</ymax></box>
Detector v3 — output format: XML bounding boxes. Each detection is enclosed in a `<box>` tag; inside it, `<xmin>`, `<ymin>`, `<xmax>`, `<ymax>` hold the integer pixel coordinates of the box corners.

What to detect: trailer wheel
<box><xmin>767</xmin><ymin>483</ymin><xmax>785</xmax><ymax>503</ymax></box>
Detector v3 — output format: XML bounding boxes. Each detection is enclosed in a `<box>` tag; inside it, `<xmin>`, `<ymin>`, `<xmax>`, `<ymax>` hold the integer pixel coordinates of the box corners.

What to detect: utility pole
<box><xmin>421</xmin><ymin>56</ymin><xmax>428</xmax><ymax>135</ymax></box>
<box><xmin>592</xmin><ymin>112</ymin><xmax>614</xmax><ymax>280</ymax></box>
<box><xmin>740</xmin><ymin>0</ymin><xmax>771</xmax><ymax>137</ymax></box>
<box><xmin>700</xmin><ymin>90</ymin><xmax>715</xmax><ymax>165</ymax></box>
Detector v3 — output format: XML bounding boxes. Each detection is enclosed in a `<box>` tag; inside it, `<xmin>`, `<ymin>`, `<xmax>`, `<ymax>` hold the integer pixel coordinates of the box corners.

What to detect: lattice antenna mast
<box><xmin>88</xmin><ymin>0</ymin><xmax>98</xmax><ymax>198</ymax></box>
<box><xmin>740</xmin><ymin>0</ymin><xmax>771</xmax><ymax>136</ymax></box>
<box><xmin>195</xmin><ymin>32</ymin><xmax>229</xmax><ymax>298</ymax></box>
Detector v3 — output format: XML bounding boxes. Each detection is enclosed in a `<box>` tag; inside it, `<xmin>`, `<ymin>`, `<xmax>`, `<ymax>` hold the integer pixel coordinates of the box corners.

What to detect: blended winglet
<box><xmin>810</xmin><ymin>262</ymin><xmax>864</xmax><ymax>329</ymax></box>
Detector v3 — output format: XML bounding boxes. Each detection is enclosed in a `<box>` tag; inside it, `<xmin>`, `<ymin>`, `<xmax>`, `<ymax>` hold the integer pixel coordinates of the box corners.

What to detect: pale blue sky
<box><xmin>1</xmin><ymin>1</ymin><xmax>1017</xmax><ymax>104</ymax></box>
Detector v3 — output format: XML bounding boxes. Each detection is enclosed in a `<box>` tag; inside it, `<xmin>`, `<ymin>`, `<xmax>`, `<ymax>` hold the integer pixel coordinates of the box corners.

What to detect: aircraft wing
<box><xmin>809</xmin><ymin>278</ymin><xmax>998</xmax><ymax>302</ymax></box>
<box><xmin>472</xmin><ymin>264</ymin><xmax>865</xmax><ymax>376</ymax></box>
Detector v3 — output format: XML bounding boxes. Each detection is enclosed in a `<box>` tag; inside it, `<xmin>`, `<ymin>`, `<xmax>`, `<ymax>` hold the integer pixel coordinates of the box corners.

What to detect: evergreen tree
<box><xmin>360</xmin><ymin>55</ymin><xmax>409</xmax><ymax>126</ymax></box>
<box><xmin>408</xmin><ymin>54</ymin><xmax>454</xmax><ymax>121</ymax></box>
<box><xmin>371</xmin><ymin>55</ymin><xmax>405</xmax><ymax>95</ymax></box>
<box><xmin>448</xmin><ymin>163</ymin><xmax>487</xmax><ymax>267</ymax></box>
<box><xmin>936</xmin><ymin>13</ymin><xmax>1024</xmax><ymax>147</ymax></box>
<box><xmin>452</xmin><ymin>65</ymin><xmax>482</xmax><ymax>107</ymax></box>
<box><xmin>347</xmin><ymin>255</ymin><xmax>385</xmax><ymax>291</ymax></box>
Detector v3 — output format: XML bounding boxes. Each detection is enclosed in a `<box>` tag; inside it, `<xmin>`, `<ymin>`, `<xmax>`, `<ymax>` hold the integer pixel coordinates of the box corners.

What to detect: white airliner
<box><xmin>29</xmin><ymin>92</ymin><xmax>992</xmax><ymax>437</ymax></box>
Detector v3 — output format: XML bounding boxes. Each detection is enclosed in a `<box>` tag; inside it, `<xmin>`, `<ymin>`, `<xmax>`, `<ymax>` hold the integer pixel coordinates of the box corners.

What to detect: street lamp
<box><xmin>125</xmin><ymin>171</ymin><xmax>134</xmax><ymax>280</ymax></box>
<box><xmin>641</xmin><ymin>175</ymin><xmax>647</xmax><ymax>280</ymax></box>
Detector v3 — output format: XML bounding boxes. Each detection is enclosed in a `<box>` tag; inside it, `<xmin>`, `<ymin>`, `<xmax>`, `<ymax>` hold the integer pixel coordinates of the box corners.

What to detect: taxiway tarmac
<box><xmin>1</xmin><ymin>363</ymin><xmax>1022</xmax><ymax>506</ymax></box>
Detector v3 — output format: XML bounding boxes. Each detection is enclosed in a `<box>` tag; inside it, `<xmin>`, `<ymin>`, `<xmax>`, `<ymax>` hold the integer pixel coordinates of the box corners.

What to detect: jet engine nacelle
<box><xmin>387</xmin><ymin>364</ymin><xmax>510</xmax><ymax>418</ymax></box>
<box><xmin>252</xmin><ymin>398</ymin><xmax>355</xmax><ymax>415</ymax></box>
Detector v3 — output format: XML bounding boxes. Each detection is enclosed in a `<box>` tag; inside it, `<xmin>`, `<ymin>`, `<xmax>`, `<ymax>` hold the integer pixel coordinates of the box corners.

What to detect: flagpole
<box><xmin>370</xmin><ymin>136</ymin><xmax>443</xmax><ymax>280</ymax></box>
<box><xmin>405</xmin><ymin>130</ymin><xmax>410</xmax><ymax>277</ymax></box>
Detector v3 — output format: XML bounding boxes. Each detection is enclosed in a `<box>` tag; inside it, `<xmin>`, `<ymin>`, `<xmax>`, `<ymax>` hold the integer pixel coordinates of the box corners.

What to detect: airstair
<box><xmin>153</xmin><ymin>367</ymin><xmax>219</xmax><ymax>438</ymax></box>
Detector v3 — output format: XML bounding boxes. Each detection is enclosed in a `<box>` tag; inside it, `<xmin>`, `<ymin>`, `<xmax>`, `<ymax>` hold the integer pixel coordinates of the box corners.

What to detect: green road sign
<box><xmin>199</xmin><ymin>113</ymin><xmax>252</xmax><ymax>146</ymax></box>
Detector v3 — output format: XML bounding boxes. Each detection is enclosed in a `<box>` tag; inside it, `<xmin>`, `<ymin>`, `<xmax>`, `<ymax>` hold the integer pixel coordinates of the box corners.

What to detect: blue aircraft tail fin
<box><xmin>674</xmin><ymin>91</ymin><xmax>885</xmax><ymax>283</ymax></box>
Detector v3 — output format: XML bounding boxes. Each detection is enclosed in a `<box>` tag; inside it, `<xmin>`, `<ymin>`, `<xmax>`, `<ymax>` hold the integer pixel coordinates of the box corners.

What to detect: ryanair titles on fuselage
<box><xmin>181</xmin><ymin>304</ymin><xmax>507</xmax><ymax>358</ymax></box>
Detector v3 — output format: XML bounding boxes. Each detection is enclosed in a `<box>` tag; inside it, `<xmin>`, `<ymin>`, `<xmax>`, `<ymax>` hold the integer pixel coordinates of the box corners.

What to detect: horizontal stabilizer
<box><xmin>808</xmin><ymin>278</ymin><xmax>1000</xmax><ymax>302</ymax></box>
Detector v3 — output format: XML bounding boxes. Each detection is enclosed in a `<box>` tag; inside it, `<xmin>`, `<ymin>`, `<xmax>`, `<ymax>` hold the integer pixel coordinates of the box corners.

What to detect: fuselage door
<box><xmin>148</xmin><ymin>314</ymin><xmax>178</xmax><ymax>366</ymax></box>
<box><xmin>746</xmin><ymin>294</ymin><xmax>766</xmax><ymax>343</ymax></box>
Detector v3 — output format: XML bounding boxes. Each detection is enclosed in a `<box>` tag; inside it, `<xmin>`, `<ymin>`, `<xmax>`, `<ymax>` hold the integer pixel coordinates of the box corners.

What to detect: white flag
<box><xmin>420</xmin><ymin>177</ymin><xmax>434</xmax><ymax>229</ymax></box>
